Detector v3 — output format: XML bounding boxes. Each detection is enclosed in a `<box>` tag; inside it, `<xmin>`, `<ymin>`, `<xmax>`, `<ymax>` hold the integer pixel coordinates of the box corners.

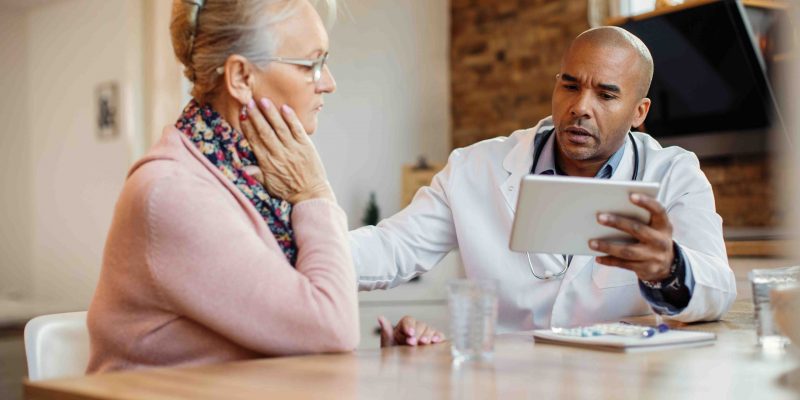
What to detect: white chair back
<box><xmin>24</xmin><ymin>311</ymin><xmax>90</xmax><ymax>381</ymax></box>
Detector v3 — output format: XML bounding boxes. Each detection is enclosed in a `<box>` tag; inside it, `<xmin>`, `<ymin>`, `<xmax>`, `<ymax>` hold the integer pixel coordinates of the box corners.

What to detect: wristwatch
<box><xmin>641</xmin><ymin>242</ymin><xmax>682</xmax><ymax>290</ymax></box>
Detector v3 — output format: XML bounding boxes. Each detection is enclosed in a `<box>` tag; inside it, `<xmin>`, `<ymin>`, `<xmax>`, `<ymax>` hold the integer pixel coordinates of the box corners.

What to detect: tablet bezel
<box><xmin>509</xmin><ymin>175</ymin><xmax>661</xmax><ymax>256</ymax></box>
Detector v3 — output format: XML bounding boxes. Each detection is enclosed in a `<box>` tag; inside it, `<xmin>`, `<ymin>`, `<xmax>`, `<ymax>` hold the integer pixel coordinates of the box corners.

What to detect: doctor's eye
<box><xmin>599</xmin><ymin>92</ymin><xmax>617</xmax><ymax>100</ymax></box>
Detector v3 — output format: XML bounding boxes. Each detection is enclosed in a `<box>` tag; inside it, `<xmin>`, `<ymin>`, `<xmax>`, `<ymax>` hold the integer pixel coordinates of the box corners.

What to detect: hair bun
<box><xmin>171</xmin><ymin>0</ymin><xmax>207</xmax><ymax>82</ymax></box>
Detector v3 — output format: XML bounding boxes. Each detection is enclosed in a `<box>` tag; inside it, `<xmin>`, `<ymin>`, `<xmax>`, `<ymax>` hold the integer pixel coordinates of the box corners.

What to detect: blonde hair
<box><xmin>170</xmin><ymin>0</ymin><xmax>336</xmax><ymax>104</ymax></box>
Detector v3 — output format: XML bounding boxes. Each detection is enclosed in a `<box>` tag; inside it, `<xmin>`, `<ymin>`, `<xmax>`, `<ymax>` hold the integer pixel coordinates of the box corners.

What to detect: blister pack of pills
<box><xmin>551</xmin><ymin>322</ymin><xmax>664</xmax><ymax>338</ymax></box>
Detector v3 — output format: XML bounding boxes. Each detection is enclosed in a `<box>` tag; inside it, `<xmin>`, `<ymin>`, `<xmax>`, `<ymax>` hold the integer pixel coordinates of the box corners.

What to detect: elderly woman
<box><xmin>86</xmin><ymin>0</ymin><xmax>356</xmax><ymax>373</ymax></box>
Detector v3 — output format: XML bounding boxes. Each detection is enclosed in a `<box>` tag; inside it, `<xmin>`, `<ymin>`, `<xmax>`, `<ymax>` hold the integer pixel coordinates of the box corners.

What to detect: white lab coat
<box><xmin>351</xmin><ymin>117</ymin><xmax>737</xmax><ymax>332</ymax></box>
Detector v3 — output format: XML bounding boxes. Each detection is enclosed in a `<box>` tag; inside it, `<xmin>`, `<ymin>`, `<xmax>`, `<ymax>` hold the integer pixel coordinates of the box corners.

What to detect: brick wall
<box><xmin>449</xmin><ymin>0</ymin><xmax>776</xmax><ymax>228</ymax></box>
<box><xmin>450</xmin><ymin>0</ymin><xmax>589</xmax><ymax>149</ymax></box>
<box><xmin>701</xmin><ymin>156</ymin><xmax>779</xmax><ymax>228</ymax></box>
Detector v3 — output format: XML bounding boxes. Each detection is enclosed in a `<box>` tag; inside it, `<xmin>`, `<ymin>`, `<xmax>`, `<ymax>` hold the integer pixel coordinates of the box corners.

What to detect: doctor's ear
<box><xmin>631</xmin><ymin>98</ymin><xmax>651</xmax><ymax>129</ymax></box>
<box><xmin>220</xmin><ymin>55</ymin><xmax>256</xmax><ymax>105</ymax></box>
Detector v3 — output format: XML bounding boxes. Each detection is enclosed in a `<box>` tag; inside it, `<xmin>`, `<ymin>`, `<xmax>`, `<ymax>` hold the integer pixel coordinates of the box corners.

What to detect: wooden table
<box><xmin>24</xmin><ymin>300</ymin><xmax>800</xmax><ymax>400</ymax></box>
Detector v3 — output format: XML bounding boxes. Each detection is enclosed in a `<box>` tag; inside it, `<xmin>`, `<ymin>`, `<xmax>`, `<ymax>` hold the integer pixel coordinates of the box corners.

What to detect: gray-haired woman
<box><xmin>86</xmin><ymin>0</ymin><xmax>358</xmax><ymax>373</ymax></box>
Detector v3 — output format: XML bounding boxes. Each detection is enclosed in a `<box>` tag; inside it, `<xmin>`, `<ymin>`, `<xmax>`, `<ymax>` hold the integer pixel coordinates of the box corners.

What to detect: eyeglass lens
<box><xmin>312</xmin><ymin>54</ymin><xmax>328</xmax><ymax>83</ymax></box>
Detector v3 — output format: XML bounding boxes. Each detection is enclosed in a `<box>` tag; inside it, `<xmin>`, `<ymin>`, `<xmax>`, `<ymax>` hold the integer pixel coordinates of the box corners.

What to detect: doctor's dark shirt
<box><xmin>532</xmin><ymin>131</ymin><xmax>694</xmax><ymax>314</ymax></box>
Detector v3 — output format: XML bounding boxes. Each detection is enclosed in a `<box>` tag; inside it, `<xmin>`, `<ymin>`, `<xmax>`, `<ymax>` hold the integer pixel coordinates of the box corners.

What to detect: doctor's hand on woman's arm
<box><xmin>240</xmin><ymin>98</ymin><xmax>334</xmax><ymax>204</ymax></box>
<box><xmin>589</xmin><ymin>193</ymin><xmax>675</xmax><ymax>282</ymax></box>
<box><xmin>378</xmin><ymin>316</ymin><xmax>445</xmax><ymax>347</ymax></box>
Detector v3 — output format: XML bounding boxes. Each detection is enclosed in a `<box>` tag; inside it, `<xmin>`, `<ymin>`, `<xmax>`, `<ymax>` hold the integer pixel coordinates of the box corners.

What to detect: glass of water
<box><xmin>748</xmin><ymin>266</ymin><xmax>800</xmax><ymax>348</ymax></box>
<box><xmin>447</xmin><ymin>279</ymin><xmax>498</xmax><ymax>362</ymax></box>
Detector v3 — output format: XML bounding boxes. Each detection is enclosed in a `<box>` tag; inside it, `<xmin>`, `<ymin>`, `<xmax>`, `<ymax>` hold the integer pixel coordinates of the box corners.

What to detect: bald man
<box><xmin>352</xmin><ymin>27</ymin><xmax>736</xmax><ymax>342</ymax></box>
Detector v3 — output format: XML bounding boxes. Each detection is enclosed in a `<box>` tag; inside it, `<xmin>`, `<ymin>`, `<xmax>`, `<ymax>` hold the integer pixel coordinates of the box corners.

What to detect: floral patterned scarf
<box><xmin>175</xmin><ymin>100</ymin><xmax>297</xmax><ymax>266</ymax></box>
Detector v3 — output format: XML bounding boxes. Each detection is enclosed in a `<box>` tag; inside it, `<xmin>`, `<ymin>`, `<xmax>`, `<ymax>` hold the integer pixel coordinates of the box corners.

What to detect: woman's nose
<box><xmin>317</xmin><ymin>65</ymin><xmax>336</xmax><ymax>94</ymax></box>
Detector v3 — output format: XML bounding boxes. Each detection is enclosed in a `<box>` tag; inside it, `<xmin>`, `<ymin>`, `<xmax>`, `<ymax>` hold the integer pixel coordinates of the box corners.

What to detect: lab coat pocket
<box><xmin>591</xmin><ymin>263</ymin><xmax>638</xmax><ymax>289</ymax></box>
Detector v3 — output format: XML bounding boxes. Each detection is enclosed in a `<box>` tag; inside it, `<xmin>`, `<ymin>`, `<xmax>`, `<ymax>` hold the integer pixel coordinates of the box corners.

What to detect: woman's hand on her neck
<box><xmin>239</xmin><ymin>97</ymin><xmax>335</xmax><ymax>204</ymax></box>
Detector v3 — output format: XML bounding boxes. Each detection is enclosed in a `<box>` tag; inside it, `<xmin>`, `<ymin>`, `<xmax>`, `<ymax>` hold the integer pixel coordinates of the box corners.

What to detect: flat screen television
<box><xmin>619</xmin><ymin>0</ymin><xmax>785</xmax><ymax>157</ymax></box>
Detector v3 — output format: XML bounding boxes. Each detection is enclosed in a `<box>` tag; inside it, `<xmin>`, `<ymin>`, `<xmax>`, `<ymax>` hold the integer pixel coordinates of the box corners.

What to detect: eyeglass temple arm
<box><xmin>215</xmin><ymin>55</ymin><xmax>324</xmax><ymax>74</ymax></box>
<box><xmin>266</xmin><ymin>57</ymin><xmax>316</xmax><ymax>67</ymax></box>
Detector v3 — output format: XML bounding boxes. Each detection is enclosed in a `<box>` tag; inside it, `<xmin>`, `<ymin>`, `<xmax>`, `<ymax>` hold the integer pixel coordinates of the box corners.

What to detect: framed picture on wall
<box><xmin>95</xmin><ymin>81</ymin><xmax>119</xmax><ymax>139</ymax></box>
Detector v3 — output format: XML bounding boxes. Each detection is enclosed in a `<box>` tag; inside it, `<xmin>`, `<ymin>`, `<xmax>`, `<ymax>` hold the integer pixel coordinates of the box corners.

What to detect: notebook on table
<box><xmin>532</xmin><ymin>328</ymin><xmax>716</xmax><ymax>353</ymax></box>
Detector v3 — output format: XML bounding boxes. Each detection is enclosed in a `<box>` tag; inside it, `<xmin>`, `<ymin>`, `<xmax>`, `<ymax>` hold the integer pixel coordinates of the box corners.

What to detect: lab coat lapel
<box><xmin>499</xmin><ymin>133</ymin><xmax>535</xmax><ymax>213</ymax></box>
<box><xmin>608</xmin><ymin>135</ymin><xmax>635</xmax><ymax>183</ymax></box>
<box><xmin>499</xmin><ymin>119</ymin><xmax>553</xmax><ymax>213</ymax></box>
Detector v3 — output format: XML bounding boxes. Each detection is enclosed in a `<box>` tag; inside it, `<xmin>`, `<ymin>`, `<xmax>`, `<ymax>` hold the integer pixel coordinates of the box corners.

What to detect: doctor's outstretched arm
<box><xmin>350</xmin><ymin>153</ymin><xmax>461</xmax><ymax>291</ymax></box>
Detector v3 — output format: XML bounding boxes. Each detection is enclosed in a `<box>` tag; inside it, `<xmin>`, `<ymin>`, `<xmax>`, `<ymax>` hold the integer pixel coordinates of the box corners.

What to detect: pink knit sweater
<box><xmin>86</xmin><ymin>127</ymin><xmax>359</xmax><ymax>373</ymax></box>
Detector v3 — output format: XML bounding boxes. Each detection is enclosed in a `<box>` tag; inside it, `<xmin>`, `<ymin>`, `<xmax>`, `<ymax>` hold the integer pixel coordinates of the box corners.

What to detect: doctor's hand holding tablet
<box><xmin>510</xmin><ymin>176</ymin><xmax>676</xmax><ymax>284</ymax></box>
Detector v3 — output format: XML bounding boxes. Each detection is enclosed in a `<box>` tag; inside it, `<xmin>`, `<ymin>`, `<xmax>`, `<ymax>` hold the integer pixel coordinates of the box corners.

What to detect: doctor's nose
<box><xmin>569</xmin><ymin>92</ymin><xmax>592</xmax><ymax>119</ymax></box>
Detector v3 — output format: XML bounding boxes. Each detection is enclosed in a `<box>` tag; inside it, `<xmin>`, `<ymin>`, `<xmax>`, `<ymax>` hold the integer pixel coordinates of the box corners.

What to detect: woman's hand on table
<box><xmin>378</xmin><ymin>315</ymin><xmax>445</xmax><ymax>347</ymax></box>
<box><xmin>240</xmin><ymin>97</ymin><xmax>334</xmax><ymax>204</ymax></box>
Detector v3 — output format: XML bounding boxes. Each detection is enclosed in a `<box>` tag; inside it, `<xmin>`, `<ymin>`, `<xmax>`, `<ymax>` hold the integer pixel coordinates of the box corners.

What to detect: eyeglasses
<box><xmin>269</xmin><ymin>52</ymin><xmax>329</xmax><ymax>83</ymax></box>
<box><xmin>216</xmin><ymin>52</ymin><xmax>329</xmax><ymax>84</ymax></box>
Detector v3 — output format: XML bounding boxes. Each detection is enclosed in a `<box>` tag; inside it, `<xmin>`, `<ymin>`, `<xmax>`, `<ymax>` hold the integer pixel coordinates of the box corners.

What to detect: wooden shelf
<box><xmin>743</xmin><ymin>0</ymin><xmax>790</xmax><ymax>10</ymax></box>
<box><xmin>772</xmin><ymin>52</ymin><xmax>797</xmax><ymax>63</ymax></box>
<box><xmin>726</xmin><ymin>239</ymin><xmax>794</xmax><ymax>258</ymax></box>
<box><xmin>606</xmin><ymin>0</ymin><xmax>789</xmax><ymax>26</ymax></box>
<box><xmin>606</xmin><ymin>0</ymin><xmax>715</xmax><ymax>26</ymax></box>
<box><xmin>401</xmin><ymin>163</ymin><xmax>443</xmax><ymax>208</ymax></box>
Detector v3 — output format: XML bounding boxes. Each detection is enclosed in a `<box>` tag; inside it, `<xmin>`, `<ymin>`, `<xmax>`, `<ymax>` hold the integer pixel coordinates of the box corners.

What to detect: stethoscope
<box><xmin>525</xmin><ymin>128</ymin><xmax>641</xmax><ymax>280</ymax></box>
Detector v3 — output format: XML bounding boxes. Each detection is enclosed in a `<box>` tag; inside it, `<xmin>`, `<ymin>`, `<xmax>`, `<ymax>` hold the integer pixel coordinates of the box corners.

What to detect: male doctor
<box><xmin>352</xmin><ymin>26</ymin><xmax>736</xmax><ymax>342</ymax></box>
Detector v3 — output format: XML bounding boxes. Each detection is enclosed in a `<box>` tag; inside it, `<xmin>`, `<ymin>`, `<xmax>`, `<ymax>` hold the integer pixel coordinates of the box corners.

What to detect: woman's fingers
<box><xmin>415</xmin><ymin>322</ymin><xmax>444</xmax><ymax>345</ymax></box>
<box><xmin>386</xmin><ymin>316</ymin><xmax>445</xmax><ymax>346</ymax></box>
<box><xmin>417</xmin><ymin>324</ymin><xmax>434</xmax><ymax>345</ymax></box>
<box><xmin>240</xmin><ymin>107</ymin><xmax>270</xmax><ymax>162</ymax></box>
<box><xmin>396</xmin><ymin>316</ymin><xmax>418</xmax><ymax>346</ymax></box>
<box><xmin>257</xmin><ymin>98</ymin><xmax>293</xmax><ymax>146</ymax></box>
<box><xmin>245</xmin><ymin>99</ymin><xmax>281</xmax><ymax>155</ymax></box>
<box><xmin>377</xmin><ymin>316</ymin><xmax>395</xmax><ymax>348</ymax></box>
<box><xmin>280</xmin><ymin>104</ymin><xmax>309</xmax><ymax>143</ymax></box>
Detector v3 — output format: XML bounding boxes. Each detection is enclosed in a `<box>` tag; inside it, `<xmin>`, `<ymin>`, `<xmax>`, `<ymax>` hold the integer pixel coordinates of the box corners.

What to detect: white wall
<box><xmin>315</xmin><ymin>0</ymin><xmax>451</xmax><ymax>227</ymax></box>
<box><xmin>0</xmin><ymin>0</ymin><xmax>450</xmax><ymax>311</ymax></box>
<box><xmin>26</xmin><ymin>0</ymin><xmax>144</xmax><ymax>308</ymax></box>
<box><xmin>142</xmin><ymin>0</ymin><xmax>186</xmax><ymax>148</ymax></box>
<box><xmin>0</xmin><ymin>9</ymin><xmax>32</xmax><ymax>299</ymax></box>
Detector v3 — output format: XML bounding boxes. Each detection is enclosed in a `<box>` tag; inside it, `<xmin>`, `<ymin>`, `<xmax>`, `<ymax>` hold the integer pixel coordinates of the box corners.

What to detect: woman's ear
<box><xmin>222</xmin><ymin>55</ymin><xmax>255</xmax><ymax>105</ymax></box>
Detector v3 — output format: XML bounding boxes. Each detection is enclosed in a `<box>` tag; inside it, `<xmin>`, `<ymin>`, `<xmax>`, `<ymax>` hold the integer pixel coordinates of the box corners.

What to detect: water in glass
<box><xmin>749</xmin><ymin>266</ymin><xmax>800</xmax><ymax>348</ymax></box>
<box><xmin>448</xmin><ymin>279</ymin><xmax>498</xmax><ymax>361</ymax></box>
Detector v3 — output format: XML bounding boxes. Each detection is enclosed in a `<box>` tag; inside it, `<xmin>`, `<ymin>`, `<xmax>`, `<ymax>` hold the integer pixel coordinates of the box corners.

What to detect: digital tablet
<box><xmin>509</xmin><ymin>175</ymin><xmax>661</xmax><ymax>256</ymax></box>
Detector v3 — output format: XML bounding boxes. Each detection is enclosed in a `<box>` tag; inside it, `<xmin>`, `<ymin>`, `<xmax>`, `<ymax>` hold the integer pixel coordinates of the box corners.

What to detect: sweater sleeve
<box><xmin>144</xmin><ymin>173</ymin><xmax>359</xmax><ymax>356</ymax></box>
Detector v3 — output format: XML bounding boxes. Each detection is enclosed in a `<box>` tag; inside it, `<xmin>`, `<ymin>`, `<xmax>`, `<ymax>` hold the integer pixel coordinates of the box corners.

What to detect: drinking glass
<box><xmin>447</xmin><ymin>279</ymin><xmax>498</xmax><ymax>361</ymax></box>
<box><xmin>748</xmin><ymin>266</ymin><xmax>800</xmax><ymax>348</ymax></box>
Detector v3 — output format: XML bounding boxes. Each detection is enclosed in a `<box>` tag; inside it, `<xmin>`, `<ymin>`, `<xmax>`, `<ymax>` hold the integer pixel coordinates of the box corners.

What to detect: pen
<box><xmin>620</xmin><ymin>320</ymin><xmax>669</xmax><ymax>335</ymax></box>
<box><xmin>654</xmin><ymin>314</ymin><xmax>670</xmax><ymax>333</ymax></box>
<box><xmin>602</xmin><ymin>323</ymin><xmax>655</xmax><ymax>338</ymax></box>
